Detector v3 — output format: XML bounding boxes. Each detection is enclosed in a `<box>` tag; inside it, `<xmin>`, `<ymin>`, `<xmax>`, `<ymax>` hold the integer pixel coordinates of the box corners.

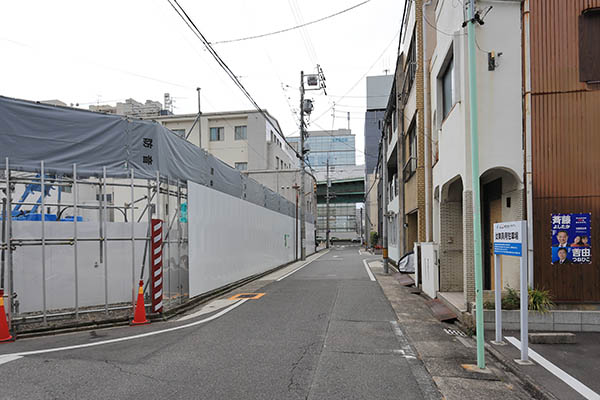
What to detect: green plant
<box><xmin>502</xmin><ymin>285</ymin><xmax>520</xmax><ymax>310</ymax></box>
<box><xmin>483</xmin><ymin>300</ymin><xmax>495</xmax><ymax>310</ymax></box>
<box><xmin>528</xmin><ymin>286</ymin><xmax>554</xmax><ymax>313</ymax></box>
<box><xmin>500</xmin><ymin>285</ymin><xmax>554</xmax><ymax>312</ymax></box>
<box><xmin>370</xmin><ymin>231</ymin><xmax>379</xmax><ymax>247</ymax></box>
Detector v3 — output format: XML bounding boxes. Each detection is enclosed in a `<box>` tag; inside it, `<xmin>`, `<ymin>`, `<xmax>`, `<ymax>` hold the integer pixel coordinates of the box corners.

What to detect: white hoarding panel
<box><xmin>188</xmin><ymin>182</ymin><xmax>314</xmax><ymax>298</ymax></box>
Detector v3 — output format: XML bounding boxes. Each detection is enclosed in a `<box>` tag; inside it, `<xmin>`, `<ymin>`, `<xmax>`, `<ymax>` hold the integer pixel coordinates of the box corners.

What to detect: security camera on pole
<box><xmin>299</xmin><ymin>66</ymin><xmax>326</xmax><ymax>260</ymax></box>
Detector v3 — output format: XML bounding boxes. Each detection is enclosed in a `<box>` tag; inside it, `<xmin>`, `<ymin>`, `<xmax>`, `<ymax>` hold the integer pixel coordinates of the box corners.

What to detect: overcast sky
<box><xmin>1</xmin><ymin>0</ymin><xmax>402</xmax><ymax>165</ymax></box>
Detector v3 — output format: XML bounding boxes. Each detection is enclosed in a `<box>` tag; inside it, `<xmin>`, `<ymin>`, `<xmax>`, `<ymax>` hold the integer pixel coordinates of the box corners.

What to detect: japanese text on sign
<box><xmin>493</xmin><ymin>221</ymin><xmax>524</xmax><ymax>257</ymax></box>
<box><xmin>551</xmin><ymin>213</ymin><xmax>591</xmax><ymax>265</ymax></box>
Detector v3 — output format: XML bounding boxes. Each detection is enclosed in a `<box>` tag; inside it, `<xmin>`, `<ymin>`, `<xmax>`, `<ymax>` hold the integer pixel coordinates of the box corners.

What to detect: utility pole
<box><xmin>197</xmin><ymin>87</ymin><xmax>202</xmax><ymax>148</ymax></box>
<box><xmin>326</xmin><ymin>158</ymin><xmax>330</xmax><ymax>249</ymax></box>
<box><xmin>382</xmin><ymin>131</ymin><xmax>389</xmax><ymax>274</ymax></box>
<box><xmin>299</xmin><ymin>66</ymin><xmax>326</xmax><ymax>260</ymax></box>
<box><xmin>467</xmin><ymin>0</ymin><xmax>485</xmax><ymax>369</ymax></box>
<box><xmin>360</xmin><ymin>207</ymin><xmax>363</xmax><ymax>245</ymax></box>
<box><xmin>299</xmin><ymin>71</ymin><xmax>307</xmax><ymax>260</ymax></box>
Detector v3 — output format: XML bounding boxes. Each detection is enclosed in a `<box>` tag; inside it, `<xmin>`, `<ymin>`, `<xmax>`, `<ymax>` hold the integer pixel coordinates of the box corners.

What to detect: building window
<box><xmin>403</xmin><ymin>121</ymin><xmax>417</xmax><ymax>182</ymax></box>
<box><xmin>403</xmin><ymin>31</ymin><xmax>417</xmax><ymax>95</ymax></box>
<box><xmin>579</xmin><ymin>8</ymin><xmax>600</xmax><ymax>83</ymax></box>
<box><xmin>234</xmin><ymin>125</ymin><xmax>247</xmax><ymax>140</ymax></box>
<box><xmin>441</xmin><ymin>57</ymin><xmax>454</xmax><ymax>120</ymax></box>
<box><xmin>210</xmin><ymin>127</ymin><xmax>224</xmax><ymax>141</ymax></box>
<box><xmin>172</xmin><ymin>128</ymin><xmax>186</xmax><ymax>137</ymax></box>
<box><xmin>275</xmin><ymin>156</ymin><xmax>279</xmax><ymax>169</ymax></box>
<box><xmin>235</xmin><ymin>162</ymin><xmax>248</xmax><ymax>171</ymax></box>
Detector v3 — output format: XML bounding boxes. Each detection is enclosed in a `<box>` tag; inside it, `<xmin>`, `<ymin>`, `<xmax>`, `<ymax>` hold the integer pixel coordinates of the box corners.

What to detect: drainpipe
<box><xmin>423</xmin><ymin>0</ymin><xmax>433</xmax><ymax>243</ymax></box>
<box><xmin>522</xmin><ymin>0</ymin><xmax>534</xmax><ymax>286</ymax></box>
<box><xmin>382</xmin><ymin>128</ymin><xmax>389</xmax><ymax>274</ymax></box>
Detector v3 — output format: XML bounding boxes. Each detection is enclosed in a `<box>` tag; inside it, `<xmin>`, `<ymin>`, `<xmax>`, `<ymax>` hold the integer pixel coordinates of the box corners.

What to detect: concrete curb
<box><xmin>485</xmin><ymin>342</ymin><xmax>559</xmax><ymax>400</ymax></box>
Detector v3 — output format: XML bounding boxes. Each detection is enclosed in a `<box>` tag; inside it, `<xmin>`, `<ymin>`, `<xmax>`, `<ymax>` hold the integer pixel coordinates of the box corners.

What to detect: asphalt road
<box><xmin>0</xmin><ymin>245</ymin><xmax>440</xmax><ymax>399</ymax></box>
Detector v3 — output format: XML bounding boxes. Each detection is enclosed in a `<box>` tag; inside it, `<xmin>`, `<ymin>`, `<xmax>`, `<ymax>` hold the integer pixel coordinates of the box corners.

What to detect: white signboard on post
<box><xmin>493</xmin><ymin>220</ymin><xmax>530</xmax><ymax>363</ymax></box>
<box><xmin>494</xmin><ymin>221</ymin><xmax>524</xmax><ymax>257</ymax></box>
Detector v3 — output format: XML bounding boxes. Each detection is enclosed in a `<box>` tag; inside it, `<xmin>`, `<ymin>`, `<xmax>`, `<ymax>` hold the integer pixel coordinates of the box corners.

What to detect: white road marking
<box><xmin>362</xmin><ymin>259</ymin><xmax>376</xmax><ymax>281</ymax></box>
<box><xmin>177</xmin><ymin>299</ymin><xmax>237</xmax><ymax>321</ymax></box>
<box><xmin>390</xmin><ymin>321</ymin><xmax>418</xmax><ymax>360</ymax></box>
<box><xmin>506</xmin><ymin>336</ymin><xmax>600</xmax><ymax>400</ymax></box>
<box><xmin>0</xmin><ymin>355</ymin><xmax>22</xmax><ymax>365</ymax></box>
<box><xmin>275</xmin><ymin>251</ymin><xmax>329</xmax><ymax>281</ymax></box>
<box><xmin>0</xmin><ymin>299</ymin><xmax>249</xmax><ymax>366</ymax></box>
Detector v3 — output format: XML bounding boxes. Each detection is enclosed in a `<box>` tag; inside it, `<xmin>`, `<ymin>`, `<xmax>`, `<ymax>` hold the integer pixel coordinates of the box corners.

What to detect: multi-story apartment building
<box><xmin>90</xmin><ymin>98</ymin><xmax>164</xmax><ymax>118</ymax></box>
<box><xmin>381</xmin><ymin>0</ymin><xmax>600</xmax><ymax>318</ymax></box>
<box><xmin>151</xmin><ymin>110</ymin><xmax>296</xmax><ymax>172</ymax></box>
<box><xmin>364</xmin><ymin>75</ymin><xmax>393</xmax><ymax>241</ymax></box>
<box><xmin>381</xmin><ymin>0</ymin><xmax>523</xmax><ymax>312</ymax></box>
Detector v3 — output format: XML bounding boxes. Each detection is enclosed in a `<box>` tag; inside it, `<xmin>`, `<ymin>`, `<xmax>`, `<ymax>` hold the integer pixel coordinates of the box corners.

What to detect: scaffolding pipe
<box><xmin>73</xmin><ymin>163</ymin><xmax>79</xmax><ymax>317</ymax></box>
<box><xmin>102</xmin><ymin>166</ymin><xmax>109</xmax><ymax>315</ymax></box>
<box><xmin>5</xmin><ymin>158</ymin><xmax>13</xmax><ymax>330</ymax></box>
<box><xmin>166</xmin><ymin>177</ymin><xmax>171</xmax><ymax>307</ymax></box>
<box><xmin>130</xmin><ymin>168</ymin><xmax>136</xmax><ymax>312</ymax></box>
<box><xmin>177</xmin><ymin>179</ymin><xmax>182</xmax><ymax>304</ymax></box>
<box><xmin>41</xmin><ymin>160</ymin><xmax>47</xmax><ymax>323</ymax></box>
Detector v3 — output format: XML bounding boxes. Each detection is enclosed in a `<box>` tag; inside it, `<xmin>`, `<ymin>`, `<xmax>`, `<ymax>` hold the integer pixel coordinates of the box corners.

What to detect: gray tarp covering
<box><xmin>0</xmin><ymin>96</ymin><xmax>309</xmax><ymax>221</ymax></box>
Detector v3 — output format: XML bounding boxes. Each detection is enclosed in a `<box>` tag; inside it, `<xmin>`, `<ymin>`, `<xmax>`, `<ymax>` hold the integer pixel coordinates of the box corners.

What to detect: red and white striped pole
<box><xmin>151</xmin><ymin>219</ymin><xmax>163</xmax><ymax>313</ymax></box>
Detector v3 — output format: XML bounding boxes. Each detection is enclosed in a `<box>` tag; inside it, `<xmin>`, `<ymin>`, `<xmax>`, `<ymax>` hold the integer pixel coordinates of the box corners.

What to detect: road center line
<box><xmin>275</xmin><ymin>250</ymin><xmax>329</xmax><ymax>281</ymax></box>
<box><xmin>505</xmin><ymin>336</ymin><xmax>600</xmax><ymax>400</ymax></box>
<box><xmin>363</xmin><ymin>259</ymin><xmax>376</xmax><ymax>281</ymax></box>
<box><xmin>0</xmin><ymin>299</ymin><xmax>249</xmax><ymax>365</ymax></box>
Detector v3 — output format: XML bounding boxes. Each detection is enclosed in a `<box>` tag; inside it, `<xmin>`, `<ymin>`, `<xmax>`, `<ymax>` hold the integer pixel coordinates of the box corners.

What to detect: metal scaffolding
<box><xmin>1</xmin><ymin>158</ymin><xmax>189</xmax><ymax>331</ymax></box>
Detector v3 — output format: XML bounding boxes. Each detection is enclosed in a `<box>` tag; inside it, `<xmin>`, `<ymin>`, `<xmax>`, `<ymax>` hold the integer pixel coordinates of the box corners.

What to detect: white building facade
<box><xmin>151</xmin><ymin>110</ymin><xmax>296</xmax><ymax>172</ymax></box>
<box><xmin>381</xmin><ymin>0</ymin><xmax>525</xmax><ymax>312</ymax></box>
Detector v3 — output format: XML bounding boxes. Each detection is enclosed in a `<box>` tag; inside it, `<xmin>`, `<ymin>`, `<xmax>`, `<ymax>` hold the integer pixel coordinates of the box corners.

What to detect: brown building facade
<box><xmin>529</xmin><ymin>0</ymin><xmax>600</xmax><ymax>302</ymax></box>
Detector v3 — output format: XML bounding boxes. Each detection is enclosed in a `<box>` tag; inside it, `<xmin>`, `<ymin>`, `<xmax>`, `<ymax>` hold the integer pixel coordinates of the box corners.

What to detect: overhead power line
<box><xmin>166</xmin><ymin>0</ymin><xmax>302</xmax><ymax>160</ymax></box>
<box><xmin>211</xmin><ymin>0</ymin><xmax>374</xmax><ymax>45</ymax></box>
<box><xmin>310</xmin><ymin>28</ymin><xmax>400</xmax><ymax>127</ymax></box>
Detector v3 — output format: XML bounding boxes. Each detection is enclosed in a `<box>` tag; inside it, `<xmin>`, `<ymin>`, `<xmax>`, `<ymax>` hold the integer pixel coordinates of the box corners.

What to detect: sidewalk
<box><xmin>368</xmin><ymin>259</ymin><xmax>531</xmax><ymax>400</ymax></box>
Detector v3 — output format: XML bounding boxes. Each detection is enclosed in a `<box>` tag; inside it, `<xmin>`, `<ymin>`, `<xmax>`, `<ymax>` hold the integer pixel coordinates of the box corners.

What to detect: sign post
<box><xmin>492</xmin><ymin>221</ymin><xmax>530</xmax><ymax>363</ymax></box>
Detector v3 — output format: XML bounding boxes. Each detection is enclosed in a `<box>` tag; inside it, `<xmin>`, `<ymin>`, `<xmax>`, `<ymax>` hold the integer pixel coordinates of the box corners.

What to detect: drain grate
<box><xmin>444</xmin><ymin>328</ymin><xmax>467</xmax><ymax>337</ymax></box>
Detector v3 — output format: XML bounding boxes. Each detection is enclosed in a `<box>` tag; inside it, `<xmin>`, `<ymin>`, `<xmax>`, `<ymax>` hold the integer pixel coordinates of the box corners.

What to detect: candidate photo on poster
<box><xmin>551</xmin><ymin>213</ymin><xmax>592</xmax><ymax>264</ymax></box>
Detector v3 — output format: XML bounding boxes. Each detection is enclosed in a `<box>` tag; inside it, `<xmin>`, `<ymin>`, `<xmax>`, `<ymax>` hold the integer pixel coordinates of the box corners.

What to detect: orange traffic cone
<box><xmin>0</xmin><ymin>289</ymin><xmax>13</xmax><ymax>342</ymax></box>
<box><xmin>131</xmin><ymin>280</ymin><xmax>149</xmax><ymax>325</ymax></box>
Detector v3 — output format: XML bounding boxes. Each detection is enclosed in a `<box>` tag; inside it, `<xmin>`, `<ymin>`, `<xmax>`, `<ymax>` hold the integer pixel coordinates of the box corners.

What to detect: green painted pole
<box><xmin>467</xmin><ymin>0</ymin><xmax>485</xmax><ymax>369</ymax></box>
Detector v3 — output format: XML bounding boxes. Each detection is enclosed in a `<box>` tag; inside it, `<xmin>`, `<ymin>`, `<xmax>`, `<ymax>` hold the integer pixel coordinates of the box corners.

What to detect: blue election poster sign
<box><xmin>494</xmin><ymin>221</ymin><xmax>524</xmax><ymax>257</ymax></box>
<box><xmin>551</xmin><ymin>213</ymin><xmax>591</xmax><ymax>264</ymax></box>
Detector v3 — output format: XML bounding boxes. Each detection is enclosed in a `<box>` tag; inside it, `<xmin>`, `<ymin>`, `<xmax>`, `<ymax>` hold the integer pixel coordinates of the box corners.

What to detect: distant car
<box><xmin>316</xmin><ymin>236</ymin><xmax>325</xmax><ymax>242</ymax></box>
<box><xmin>351</xmin><ymin>237</ymin><xmax>361</xmax><ymax>243</ymax></box>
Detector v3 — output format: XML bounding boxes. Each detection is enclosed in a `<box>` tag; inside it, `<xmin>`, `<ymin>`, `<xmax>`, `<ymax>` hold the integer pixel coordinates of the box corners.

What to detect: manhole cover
<box><xmin>229</xmin><ymin>293</ymin><xmax>265</xmax><ymax>300</ymax></box>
